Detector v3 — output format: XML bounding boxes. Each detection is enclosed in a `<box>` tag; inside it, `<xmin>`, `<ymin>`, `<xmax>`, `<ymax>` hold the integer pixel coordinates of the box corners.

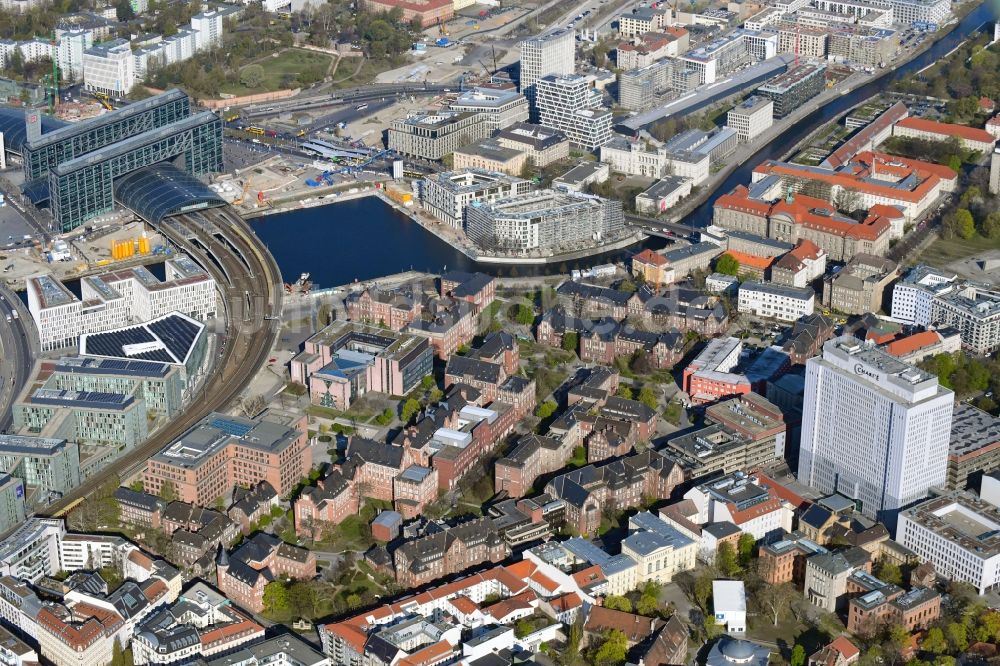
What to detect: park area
<box><xmin>223</xmin><ymin>48</ymin><xmax>334</xmax><ymax>96</ymax></box>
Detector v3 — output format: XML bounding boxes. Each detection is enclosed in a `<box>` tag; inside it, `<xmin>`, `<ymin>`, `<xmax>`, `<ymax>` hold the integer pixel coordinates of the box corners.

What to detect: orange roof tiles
<box><xmin>571</xmin><ymin>565</ymin><xmax>606</xmax><ymax>587</ymax></box>
<box><xmin>724</xmin><ymin>250</ymin><xmax>776</xmax><ymax>270</ymax></box>
<box><xmin>200</xmin><ymin>619</ymin><xmax>265</xmax><ymax>648</ymax></box>
<box><xmin>884</xmin><ymin>331</ymin><xmax>942</xmax><ymax>357</ymax></box>
<box><xmin>529</xmin><ymin>570</ymin><xmax>560</xmax><ymax>594</ymax></box>
<box><xmin>789</xmin><ymin>239</ymin><xmax>822</xmax><ymax>260</ymax></box>
<box><xmin>505</xmin><ymin>560</ymin><xmax>537</xmax><ymax>578</ymax></box>
<box><xmin>754</xmin><ymin>472</ymin><xmax>809</xmax><ymax>511</ymax></box>
<box><xmin>728</xmin><ymin>497</ymin><xmax>785</xmax><ymax>525</ymax></box>
<box><xmin>484</xmin><ymin>590</ymin><xmax>537</xmax><ymax>621</ymax></box>
<box><xmin>824</xmin><ymin>102</ymin><xmax>907</xmax><ymax>169</ymax></box>
<box><xmin>397</xmin><ymin>639</ymin><xmax>455</xmax><ymax>666</ymax></box>
<box><xmin>127</xmin><ymin>549</ymin><xmax>154</xmax><ymax>569</ymax></box>
<box><xmin>829</xmin><ymin>636</ymin><xmax>861</xmax><ymax>660</ymax></box>
<box><xmin>895</xmin><ymin>116</ymin><xmax>995</xmax><ymax>145</ymax></box>
<box><xmin>447</xmin><ymin>595</ymin><xmax>479</xmax><ymax>615</ymax></box>
<box><xmin>551</xmin><ymin>592</ymin><xmax>583</xmax><ymax>612</ymax></box>
<box><xmin>633</xmin><ymin>248</ymin><xmax>668</xmax><ymax>266</ymax></box>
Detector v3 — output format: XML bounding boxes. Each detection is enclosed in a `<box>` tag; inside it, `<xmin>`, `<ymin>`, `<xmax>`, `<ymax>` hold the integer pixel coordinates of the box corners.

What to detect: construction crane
<box><xmin>437</xmin><ymin>17</ymin><xmax>449</xmax><ymax>36</ymax></box>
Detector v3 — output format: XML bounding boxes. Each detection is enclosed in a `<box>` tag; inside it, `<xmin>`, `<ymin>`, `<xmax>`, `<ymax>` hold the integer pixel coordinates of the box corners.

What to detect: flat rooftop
<box><xmin>949</xmin><ymin>403</ymin><xmax>1000</xmax><ymax>459</ymax></box>
<box><xmin>151</xmin><ymin>412</ymin><xmax>300</xmax><ymax>469</ymax></box>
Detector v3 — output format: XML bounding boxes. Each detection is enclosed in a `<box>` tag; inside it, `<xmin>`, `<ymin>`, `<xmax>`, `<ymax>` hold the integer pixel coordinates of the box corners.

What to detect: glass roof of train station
<box><xmin>113</xmin><ymin>163</ymin><xmax>225</xmax><ymax>224</ymax></box>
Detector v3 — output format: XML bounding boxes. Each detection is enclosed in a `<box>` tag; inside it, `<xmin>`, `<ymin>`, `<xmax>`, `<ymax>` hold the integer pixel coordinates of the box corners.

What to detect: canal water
<box><xmin>249</xmin><ymin>1</ymin><xmax>995</xmax><ymax>287</ymax></box>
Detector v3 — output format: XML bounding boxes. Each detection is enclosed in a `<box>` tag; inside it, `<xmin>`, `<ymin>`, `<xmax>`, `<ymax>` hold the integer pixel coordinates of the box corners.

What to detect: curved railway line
<box><xmin>40</xmin><ymin>206</ymin><xmax>282</xmax><ymax>517</ymax></box>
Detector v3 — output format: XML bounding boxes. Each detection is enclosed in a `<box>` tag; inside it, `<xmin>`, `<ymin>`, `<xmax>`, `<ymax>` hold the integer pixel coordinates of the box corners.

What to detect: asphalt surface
<box><xmin>0</xmin><ymin>285</ymin><xmax>35</xmax><ymax>433</ymax></box>
<box><xmin>40</xmin><ymin>205</ymin><xmax>283</xmax><ymax>516</ymax></box>
<box><xmin>242</xmin><ymin>83</ymin><xmax>456</xmax><ymax>119</ymax></box>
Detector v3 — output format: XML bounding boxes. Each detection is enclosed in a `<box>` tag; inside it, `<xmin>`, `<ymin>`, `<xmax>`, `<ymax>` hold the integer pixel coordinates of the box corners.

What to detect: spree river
<box><xmin>250</xmin><ymin>2</ymin><xmax>995</xmax><ymax>287</ymax></box>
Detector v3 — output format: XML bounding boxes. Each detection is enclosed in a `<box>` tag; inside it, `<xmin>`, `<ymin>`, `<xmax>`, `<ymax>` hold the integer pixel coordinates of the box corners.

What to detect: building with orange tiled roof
<box><xmin>722</xmin><ymin>250</ymin><xmax>776</xmax><ymax>281</ymax></box>
<box><xmin>360</xmin><ymin>0</ymin><xmax>452</xmax><ymax>27</ymax></box>
<box><xmin>36</xmin><ymin>602</ymin><xmax>125</xmax><ymax>666</ymax></box>
<box><xmin>771</xmin><ymin>239</ymin><xmax>827</xmax><ymax>288</ymax></box>
<box><xmin>808</xmin><ymin>635</ymin><xmax>860</xmax><ymax>666</ymax></box>
<box><xmin>631</xmin><ymin>248</ymin><xmax>675</xmax><ymax>286</ymax></box>
<box><xmin>883</xmin><ymin>329</ymin><xmax>960</xmax><ymax>363</ymax></box>
<box><xmin>893</xmin><ymin>116</ymin><xmax>996</xmax><ymax>153</ymax></box>
<box><xmin>742</xmin><ymin>151</ymin><xmax>957</xmax><ymax>236</ymax></box>
<box><xmin>683</xmin><ymin>470</ymin><xmax>794</xmax><ymax>543</ymax></box>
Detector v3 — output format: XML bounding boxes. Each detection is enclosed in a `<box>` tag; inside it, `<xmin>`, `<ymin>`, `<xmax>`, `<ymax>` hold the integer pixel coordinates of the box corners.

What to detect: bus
<box><xmin>247</xmin><ymin>127</ymin><xmax>266</xmax><ymax>135</ymax></box>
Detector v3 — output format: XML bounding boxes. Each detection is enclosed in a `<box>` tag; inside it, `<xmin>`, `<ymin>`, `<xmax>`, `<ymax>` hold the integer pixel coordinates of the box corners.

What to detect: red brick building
<box><xmin>440</xmin><ymin>272</ymin><xmax>496</xmax><ymax>316</ymax></box>
<box><xmin>392</xmin><ymin>517</ymin><xmax>508</xmax><ymax>587</ymax></box>
<box><xmin>216</xmin><ymin>533</ymin><xmax>316</xmax><ymax>613</ymax></box>
<box><xmin>293</xmin><ymin>469</ymin><xmax>359</xmax><ymax>539</ymax></box>
<box><xmin>847</xmin><ymin>587</ymin><xmax>940</xmax><ymax>636</ymax></box>
<box><xmin>346</xmin><ymin>287</ymin><xmax>422</xmax><ymax>331</ymax></box>
<box><xmin>360</xmin><ymin>0</ymin><xmax>453</xmax><ymax>27</ymax></box>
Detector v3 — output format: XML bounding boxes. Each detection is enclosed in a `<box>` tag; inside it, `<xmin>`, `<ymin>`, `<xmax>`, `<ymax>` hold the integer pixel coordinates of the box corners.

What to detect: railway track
<box><xmin>40</xmin><ymin>206</ymin><xmax>282</xmax><ymax>517</ymax></box>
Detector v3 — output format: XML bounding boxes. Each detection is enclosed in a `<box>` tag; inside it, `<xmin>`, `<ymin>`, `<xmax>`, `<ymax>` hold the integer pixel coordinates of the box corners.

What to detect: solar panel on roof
<box><xmin>210</xmin><ymin>418</ymin><xmax>252</xmax><ymax>437</ymax></box>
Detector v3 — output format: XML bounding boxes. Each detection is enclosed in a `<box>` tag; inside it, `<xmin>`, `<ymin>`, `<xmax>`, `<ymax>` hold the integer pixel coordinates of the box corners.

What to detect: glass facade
<box><xmin>48</xmin><ymin>111</ymin><xmax>223</xmax><ymax>231</ymax></box>
<box><xmin>22</xmin><ymin>88</ymin><xmax>190</xmax><ymax>181</ymax></box>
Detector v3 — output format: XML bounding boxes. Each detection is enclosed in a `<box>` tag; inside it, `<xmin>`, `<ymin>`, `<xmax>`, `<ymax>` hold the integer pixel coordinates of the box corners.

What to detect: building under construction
<box><xmin>756</xmin><ymin>62</ymin><xmax>827</xmax><ymax>118</ymax></box>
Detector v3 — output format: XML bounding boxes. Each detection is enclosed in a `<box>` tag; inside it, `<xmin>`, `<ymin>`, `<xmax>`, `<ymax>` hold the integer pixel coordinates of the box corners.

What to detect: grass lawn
<box><xmin>916</xmin><ymin>233</ymin><xmax>1000</xmax><ymax>266</ymax></box>
<box><xmin>222</xmin><ymin>48</ymin><xmax>333</xmax><ymax>95</ymax></box>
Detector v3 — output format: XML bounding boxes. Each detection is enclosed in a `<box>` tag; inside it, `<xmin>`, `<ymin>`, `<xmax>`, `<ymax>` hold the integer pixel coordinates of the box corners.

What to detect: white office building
<box><xmin>519</xmin><ymin>28</ymin><xmax>575</xmax><ymax>112</ymax></box>
<box><xmin>83</xmin><ymin>38</ymin><xmax>135</xmax><ymax>96</ymax></box>
<box><xmin>535</xmin><ymin>74</ymin><xmax>612</xmax><ymax>150</ymax></box>
<box><xmin>56</xmin><ymin>29</ymin><xmax>93</xmax><ymax>82</ymax></box>
<box><xmin>896</xmin><ymin>491</ymin><xmax>999</xmax><ymax>595</ymax></box>
<box><xmin>421</xmin><ymin>169</ymin><xmax>532</xmax><ymax>229</ymax></box>
<box><xmin>601</xmin><ymin>135</ymin><xmax>711</xmax><ymax>185</ymax></box>
<box><xmin>798</xmin><ymin>337</ymin><xmax>954</xmax><ymax>525</ymax></box>
<box><xmin>890</xmin><ymin>265</ymin><xmax>958</xmax><ymax>325</ymax></box>
<box><xmin>449</xmin><ymin>87</ymin><xmax>529</xmax><ymax>132</ymax></box>
<box><xmin>27</xmin><ymin>256</ymin><xmax>216</xmax><ymax>351</ymax></box>
<box><xmin>738</xmin><ymin>281</ymin><xmax>815</xmax><ymax>322</ymax></box>
<box><xmin>727</xmin><ymin>96</ymin><xmax>774</xmax><ymax>143</ymax></box>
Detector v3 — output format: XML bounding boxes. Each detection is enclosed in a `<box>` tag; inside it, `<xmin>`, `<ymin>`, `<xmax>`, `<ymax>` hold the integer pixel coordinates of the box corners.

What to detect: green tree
<box><xmin>617</xmin><ymin>385</ymin><xmax>633</xmax><ymax>400</ymax></box>
<box><xmin>716</xmin><ymin>253</ymin><xmax>740</xmax><ymax>276</ymax></box>
<box><xmin>346</xmin><ymin>593</ymin><xmax>362</xmax><ymax>609</ymax></box>
<box><xmin>262</xmin><ymin>580</ymin><xmax>290</xmax><ymax>614</ymax></box>
<box><xmin>159</xmin><ymin>480</ymin><xmax>177</xmax><ymax>502</ymax></box>
<box><xmin>790</xmin><ymin>645</ymin><xmax>806</xmax><ymax>666</ymax></box>
<box><xmin>594</xmin><ymin>629</ymin><xmax>627</xmax><ymax>666</ymax></box>
<box><xmin>239</xmin><ymin>64</ymin><xmax>265</xmax><ymax>89</ymax></box>
<box><xmin>982</xmin><ymin>211</ymin><xmax>1000</xmax><ymax>239</ymax></box>
<box><xmin>946</xmin><ymin>622</ymin><xmax>968</xmax><ymax>652</ymax></box>
<box><xmin>111</xmin><ymin>639</ymin><xmax>126</xmax><ymax>666</ymax></box>
<box><xmin>737</xmin><ymin>532</ymin><xmax>755</xmax><ymax>567</ymax></box>
<box><xmin>114</xmin><ymin>0</ymin><xmax>135</xmax><ymax>21</ymax></box>
<box><xmin>374</xmin><ymin>408</ymin><xmax>393</xmax><ymax>426</ymax></box>
<box><xmin>875</xmin><ymin>559</ymin><xmax>903</xmax><ymax>586</ymax></box>
<box><xmin>921</xmin><ymin>627</ymin><xmax>948</xmax><ymax>655</ymax></box>
<box><xmin>561</xmin><ymin>331</ymin><xmax>578</xmax><ymax>353</ymax></box>
<box><xmin>129</xmin><ymin>479</ymin><xmax>145</xmax><ymax>492</ymax></box>
<box><xmin>635</xmin><ymin>593</ymin><xmax>659</xmax><ymax>617</ymax></box>
<box><xmin>637</xmin><ymin>387</ymin><xmax>658</xmax><ymax>411</ymax></box>
<box><xmin>511</xmin><ymin>303</ymin><xmax>535</xmax><ymax>326</ymax></box>
<box><xmin>401</xmin><ymin>398</ymin><xmax>421</xmax><ymax>423</ymax></box>
<box><xmin>421</xmin><ymin>375</ymin><xmax>436</xmax><ymax>390</ymax></box>
<box><xmin>534</xmin><ymin>400</ymin><xmax>558</xmax><ymax>419</ymax></box>
<box><xmin>947</xmin><ymin>154</ymin><xmax>963</xmax><ymax>174</ymax></box>
<box><xmin>975</xmin><ymin>608</ymin><xmax>1000</xmax><ymax>642</ymax></box>
<box><xmin>604</xmin><ymin>595</ymin><xmax>632</xmax><ymax>612</ymax></box>
<box><xmin>694</xmin><ymin>572</ymin><xmax>713</xmax><ymax>612</ymax></box>
<box><xmin>716</xmin><ymin>542</ymin><xmax>740</xmax><ymax>577</ymax></box>
<box><xmin>955</xmin><ymin>209</ymin><xmax>976</xmax><ymax>239</ymax></box>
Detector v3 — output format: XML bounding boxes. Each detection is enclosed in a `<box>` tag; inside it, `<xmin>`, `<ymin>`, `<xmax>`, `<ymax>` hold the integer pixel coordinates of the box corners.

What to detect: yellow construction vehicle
<box><xmin>234</xmin><ymin>178</ymin><xmax>252</xmax><ymax>205</ymax></box>
<box><xmin>94</xmin><ymin>91</ymin><xmax>113</xmax><ymax>110</ymax></box>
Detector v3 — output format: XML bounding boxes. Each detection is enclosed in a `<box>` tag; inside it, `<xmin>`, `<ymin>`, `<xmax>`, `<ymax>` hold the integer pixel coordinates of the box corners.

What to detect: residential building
<box><xmin>535</xmin><ymin>74</ymin><xmax>613</xmax><ymax>150</ymax></box>
<box><xmin>896</xmin><ymin>491</ymin><xmax>999</xmax><ymax>594</ymax></box>
<box><xmin>738</xmin><ymin>281</ymin><xmax>815</xmax><ymax>322</ymax></box>
<box><xmin>388</xmin><ymin>111</ymin><xmax>490</xmax><ymax>160</ymax></box>
<box><xmin>930</xmin><ymin>284</ymin><xmax>1000</xmax><ymax>355</ymax></box>
<box><xmin>619</xmin><ymin>7</ymin><xmax>670</xmax><ymax>37</ymax></box>
<box><xmin>421</xmin><ymin>168</ymin><xmax>531</xmax><ymax>229</ymax></box>
<box><xmin>616</xmin><ymin>31</ymin><xmax>683</xmax><ymax>70</ymax></box>
<box><xmin>465</xmin><ymin>189</ymin><xmax>624</xmax><ymax>254</ymax></box>
<box><xmin>618</xmin><ymin>59</ymin><xmax>674</xmax><ymax>112</ymax></box>
<box><xmin>679</xmin><ymin>32</ymin><xmax>750</xmax><ymax>85</ymax></box>
<box><xmin>727</xmin><ymin>96</ymin><xmax>774</xmax><ymax>143</ymax></box>
<box><xmin>808</xmin><ymin>636</ymin><xmax>860</xmax><ymax>666</ymax></box>
<box><xmin>494</xmin><ymin>122</ymin><xmax>570</xmax><ymax>167</ymax></box>
<box><xmin>946</xmin><ymin>404</ymin><xmax>1000</xmax><ymax>491</ymax></box>
<box><xmin>518</xmin><ymin>27</ymin><xmax>575</xmax><ymax>112</ymax></box>
<box><xmin>798</xmin><ymin>337</ymin><xmax>954</xmax><ymax>526</ymax></box>
<box><xmin>893</xmin><ymin>116</ymin><xmax>995</xmax><ymax>154</ymax></box>
<box><xmin>449</xmin><ymin>87</ymin><xmax>529</xmax><ymax>132</ymax></box>
<box><xmin>631</xmin><ymin>249</ymin><xmax>676</xmax><ymax>287</ymax></box>
<box><xmin>143</xmin><ymin>410</ymin><xmax>311</xmax><ymax>505</ymax></box>
<box><xmin>83</xmin><ymin>38</ymin><xmax>134</xmax><ymax>96</ymax></box>
<box><xmin>822</xmin><ymin>253</ymin><xmax>898</xmax><ymax>315</ymax></box>
<box><xmin>0</xmin><ymin>624</ymin><xmax>37</xmax><ymax>665</ymax></box>
<box><xmin>889</xmin><ymin>264</ymin><xmax>957</xmax><ymax>326</ymax></box>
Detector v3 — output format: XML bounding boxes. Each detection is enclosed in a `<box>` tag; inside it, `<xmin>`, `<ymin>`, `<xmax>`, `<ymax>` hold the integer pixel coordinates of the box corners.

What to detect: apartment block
<box><xmin>388</xmin><ymin>111</ymin><xmax>490</xmax><ymax>160</ymax></box>
<box><xmin>421</xmin><ymin>168</ymin><xmax>531</xmax><ymax>229</ymax></box>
